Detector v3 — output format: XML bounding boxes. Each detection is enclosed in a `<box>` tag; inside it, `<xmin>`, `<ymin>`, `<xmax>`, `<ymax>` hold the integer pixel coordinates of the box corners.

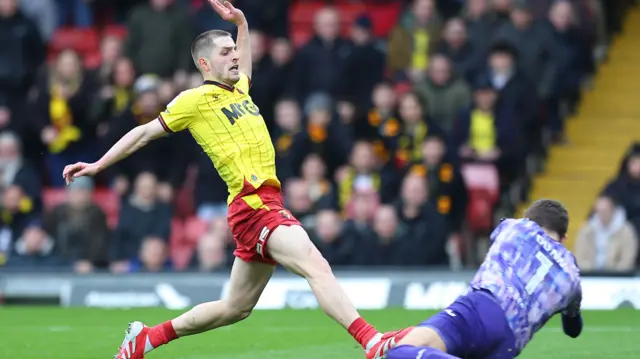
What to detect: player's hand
<box><xmin>62</xmin><ymin>162</ymin><xmax>102</xmax><ymax>185</ymax></box>
<box><xmin>209</xmin><ymin>0</ymin><xmax>246</xmax><ymax>25</ymax></box>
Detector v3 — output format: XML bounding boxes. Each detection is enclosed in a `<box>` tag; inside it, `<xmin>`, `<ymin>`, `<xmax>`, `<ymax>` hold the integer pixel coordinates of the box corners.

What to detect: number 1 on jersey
<box><xmin>525</xmin><ymin>252</ymin><xmax>553</xmax><ymax>294</ymax></box>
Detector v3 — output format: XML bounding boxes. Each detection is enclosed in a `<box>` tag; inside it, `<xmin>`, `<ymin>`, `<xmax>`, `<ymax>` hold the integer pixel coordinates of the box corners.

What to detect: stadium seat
<box><xmin>102</xmin><ymin>25</ymin><xmax>127</xmax><ymax>39</ymax></box>
<box><xmin>49</xmin><ymin>27</ymin><xmax>100</xmax><ymax>55</ymax></box>
<box><xmin>93</xmin><ymin>189</ymin><xmax>120</xmax><ymax>228</ymax></box>
<box><xmin>367</xmin><ymin>3</ymin><xmax>402</xmax><ymax>37</ymax></box>
<box><xmin>184</xmin><ymin>216</ymin><xmax>208</xmax><ymax>245</ymax></box>
<box><xmin>43</xmin><ymin>188</ymin><xmax>67</xmax><ymax>211</ymax></box>
<box><xmin>83</xmin><ymin>51</ymin><xmax>102</xmax><ymax>69</ymax></box>
<box><xmin>170</xmin><ymin>218</ymin><xmax>193</xmax><ymax>270</ymax></box>
<box><xmin>461</xmin><ymin>164</ymin><xmax>500</xmax><ymax>233</ymax></box>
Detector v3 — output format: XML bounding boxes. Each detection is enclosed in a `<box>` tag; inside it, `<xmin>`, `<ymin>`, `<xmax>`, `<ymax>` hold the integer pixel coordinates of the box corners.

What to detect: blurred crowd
<box><xmin>0</xmin><ymin>0</ymin><xmax>635</xmax><ymax>273</ymax></box>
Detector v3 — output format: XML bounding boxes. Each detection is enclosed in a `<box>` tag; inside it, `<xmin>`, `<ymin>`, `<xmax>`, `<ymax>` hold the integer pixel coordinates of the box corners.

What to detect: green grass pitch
<box><xmin>0</xmin><ymin>308</ymin><xmax>636</xmax><ymax>358</ymax></box>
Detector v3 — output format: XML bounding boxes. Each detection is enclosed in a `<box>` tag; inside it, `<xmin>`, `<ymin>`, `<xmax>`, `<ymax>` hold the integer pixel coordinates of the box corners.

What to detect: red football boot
<box><xmin>366</xmin><ymin>327</ymin><xmax>415</xmax><ymax>359</ymax></box>
<box><xmin>114</xmin><ymin>322</ymin><xmax>149</xmax><ymax>359</ymax></box>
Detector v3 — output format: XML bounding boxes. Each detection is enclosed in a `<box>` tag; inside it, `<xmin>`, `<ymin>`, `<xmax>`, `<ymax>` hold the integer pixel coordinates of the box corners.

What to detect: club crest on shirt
<box><xmin>279</xmin><ymin>210</ymin><xmax>292</xmax><ymax>220</ymax></box>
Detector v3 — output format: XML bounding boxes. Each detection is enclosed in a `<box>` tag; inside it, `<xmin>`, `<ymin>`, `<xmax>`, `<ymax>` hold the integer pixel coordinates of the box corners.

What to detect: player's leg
<box><xmin>266</xmin><ymin>224</ymin><xmax>383</xmax><ymax>349</ymax></box>
<box><xmin>169</xmin><ymin>257</ymin><xmax>274</xmax><ymax>335</ymax></box>
<box><xmin>115</xmin><ymin>258</ymin><xmax>273</xmax><ymax>359</ymax></box>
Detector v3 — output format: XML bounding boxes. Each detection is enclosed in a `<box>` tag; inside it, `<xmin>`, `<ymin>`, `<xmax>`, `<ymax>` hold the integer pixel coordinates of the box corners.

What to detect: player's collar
<box><xmin>204</xmin><ymin>80</ymin><xmax>234</xmax><ymax>92</ymax></box>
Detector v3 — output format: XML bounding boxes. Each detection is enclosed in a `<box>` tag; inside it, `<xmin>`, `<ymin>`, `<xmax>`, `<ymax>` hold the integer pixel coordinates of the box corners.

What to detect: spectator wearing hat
<box><xmin>451</xmin><ymin>75</ymin><xmax>520</xmax><ymax>185</ymax></box>
<box><xmin>43</xmin><ymin>176</ymin><xmax>110</xmax><ymax>273</ymax></box>
<box><xmin>342</xmin><ymin>14</ymin><xmax>386</xmax><ymax>111</ymax></box>
<box><xmin>602</xmin><ymin>143</ymin><xmax>640</xmax><ymax>242</ymax></box>
<box><xmin>289</xmin><ymin>93</ymin><xmax>353</xmax><ymax>177</ymax></box>
<box><xmin>102</xmin><ymin>79</ymin><xmax>188</xmax><ymax>201</ymax></box>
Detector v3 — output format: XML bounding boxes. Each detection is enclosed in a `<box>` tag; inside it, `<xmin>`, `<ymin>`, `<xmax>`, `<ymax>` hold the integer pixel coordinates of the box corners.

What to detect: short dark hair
<box><xmin>190</xmin><ymin>30</ymin><xmax>232</xmax><ymax>70</ymax></box>
<box><xmin>524</xmin><ymin>199</ymin><xmax>569</xmax><ymax>238</ymax></box>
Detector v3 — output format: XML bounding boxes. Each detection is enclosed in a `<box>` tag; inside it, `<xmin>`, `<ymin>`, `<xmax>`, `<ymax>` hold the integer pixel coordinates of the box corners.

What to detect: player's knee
<box><xmin>223</xmin><ymin>301</ymin><xmax>254</xmax><ymax>323</ymax></box>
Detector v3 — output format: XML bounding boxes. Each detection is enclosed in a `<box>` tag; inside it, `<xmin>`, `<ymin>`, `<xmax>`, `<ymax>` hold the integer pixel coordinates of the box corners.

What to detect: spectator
<box><xmin>124</xmin><ymin>0</ymin><xmax>193</xmax><ymax>78</ymax></box>
<box><xmin>484</xmin><ymin>42</ymin><xmax>536</xmax><ymax>156</ymax></box>
<box><xmin>300</xmin><ymin>153</ymin><xmax>336</xmax><ymax>210</ymax></box>
<box><xmin>92</xmin><ymin>57</ymin><xmax>137</xmax><ymax>138</ymax></box>
<box><xmin>0</xmin><ymin>132</ymin><xmax>42</xmax><ymax>215</ymax></box>
<box><xmin>494</xmin><ymin>0</ymin><xmax>557</xmax><ymax>104</ymax></box>
<box><xmin>269</xmin><ymin>39</ymin><xmax>294</xmax><ymax>100</ymax></box>
<box><xmin>409</xmin><ymin>135</ymin><xmax>467</xmax><ymax>233</ymax></box>
<box><xmin>395</xmin><ymin>172</ymin><xmax>449</xmax><ymax>266</ymax></box>
<box><xmin>575</xmin><ymin>196</ymin><xmax>638</xmax><ymax>272</ymax></box>
<box><xmin>110</xmin><ymin>172</ymin><xmax>172</xmax><ymax>272</ymax></box>
<box><xmin>490</xmin><ymin>0</ymin><xmax>514</xmax><ymax>27</ymax></box>
<box><xmin>463</xmin><ymin>0</ymin><xmax>499</xmax><ymax>57</ymax></box>
<box><xmin>344</xmin><ymin>188</ymin><xmax>380</xmax><ymax>226</ymax></box>
<box><xmin>312</xmin><ymin>209</ymin><xmax>358</xmax><ymax>266</ymax></box>
<box><xmin>90</xmin><ymin>35</ymin><xmax>124</xmax><ymax>86</ymax></box>
<box><xmin>55</xmin><ymin>0</ymin><xmax>92</xmax><ymax>28</ymax></box>
<box><xmin>365</xmin><ymin>205</ymin><xmax>414</xmax><ymax>265</ymax></box>
<box><xmin>19</xmin><ymin>0</ymin><xmax>57</xmax><ymax>40</ymax></box>
<box><xmin>34</xmin><ymin>50</ymin><xmax>98</xmax><ymax>186</ymax></box>
<box><xmin>547</xmin><ymin>1</ymin><xmax>594</xmax><ymax>117</ymax></box>
<box><xmin>247</xmin><ymin>30</ymin><xmax>286</xmax><ymax>129</ymax></box>
<box><xmin>43</xmin><ymin>176</ymin><xmax>109</xmax><ymax>273</ymax></box>
<box><xmin>104</xmin><ymin>83</ymin><xmax>186</xmax><ymax>198</ymax></box>
<box><xmin>194</xmin><ymin>151</ymin><xmax>229</xmax><ymax>222</ymax></box>
<box><xmin>602</xmin><ymin>143</ymin><xmax>640</xmax><ymax>236</ymax></box>
<box><xmin>128</xmin><ymin>236</ymin><xmax>172</xmax><ymax>272</ymax></box>
<box><xmin>195</xmin><ymin>0</ymin><xmax>238</xmax><ymax>38</ymax></box>
<box><xmin>413</xmin><ymin>54</ymin><xmax>472</xmax><ymax>133</ymax></box>
<box><xmin>338</xmin><ymin>141</ymin><xmax>393</xmax><ymax>208</ymax></box>
<box><xmin>436</xmin><ymin>18</ymin><xmax>482</xmax><ymax>82</ymax></box>
<box><xmin>284</xmin><ymin>178</ymin><xmax>315</xmax><ymax>230</ymax></box>
<box><xmin>288</xmin><ymin>7</ymin><xmax>352</xmax><ymax>102</ymax></box>
<box><xmin>0</xmin><ymin>185</ymin><xmax>40</xmax><ymax>264</ymax></box>
<box><xmin>358</xmin><ymin>82</ymin><xmax>398</xmax><ymax>144</ymax></box>
<box><xmin>290</xmin><ymin>93</ymin><xmax>353</xmax><ymax>176</ymax></box>
<box><xmin>6</xmin><ymin>220</ymin><xmax>64</xmax><ymax>268</ymax></box>
<box><xmin>392</xmin><ymin>91</ymin><xmax>441</xmax><ymax>170</ymax></box>
<box><xmin>272</xmin><ymin>98</ymin><xmax>302</xmax><ymax>182</ymax></box>
<box><xmin>0</xmin><ymin>0</ymin><xmax>45</xmax><ymax>111</ymax></box>
<box><xmin>343</xmin><ymin>14</ymin><xmax>386</xmax><ymax>110</ymax></box>
<box><xmin>387</xmin><ymin>0</ymin><xmax>442</xmax><ymax>79</ymax></box>
<box><xmin>189</xmin><ymin>232</ymin><xmax>230</xmax><ymax>272</ymax></box>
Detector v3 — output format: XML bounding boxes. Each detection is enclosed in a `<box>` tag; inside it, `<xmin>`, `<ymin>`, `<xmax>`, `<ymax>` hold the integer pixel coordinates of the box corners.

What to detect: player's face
<box><xmin>210</xmin><ymin>36</ymin><xmax>241</xmax><ymax>84</ymax></box>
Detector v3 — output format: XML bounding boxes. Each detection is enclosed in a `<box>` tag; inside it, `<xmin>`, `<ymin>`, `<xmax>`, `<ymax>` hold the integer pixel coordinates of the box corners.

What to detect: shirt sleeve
<box><xmin>236</xmin><ymin>73</ymin><xmax>252</xmax><ymax>94</ymax></box>
<box><xmin>158</xmin><ymin>90</ymin><xmax>196</xmax><ymax>133</ymax></box>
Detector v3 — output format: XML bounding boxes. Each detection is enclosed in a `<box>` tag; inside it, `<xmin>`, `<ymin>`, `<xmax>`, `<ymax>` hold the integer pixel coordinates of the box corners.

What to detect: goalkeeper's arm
<box><xmin>561</xmin><ymin>291</ymin><xmax>583</xmax><ymax>338</ymax></box>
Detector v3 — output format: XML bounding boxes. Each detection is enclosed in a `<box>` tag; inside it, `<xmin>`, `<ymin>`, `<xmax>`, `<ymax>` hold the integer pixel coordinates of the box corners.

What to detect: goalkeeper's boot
<box><xmin>366</xmin><ymin>327</ymin><xmax>415</xmax><ymax>359</ymax></box>
<box><xmin>115</xmin><ymin>321</ymin><xmax>149</xmax><ymax>359</ymax></box>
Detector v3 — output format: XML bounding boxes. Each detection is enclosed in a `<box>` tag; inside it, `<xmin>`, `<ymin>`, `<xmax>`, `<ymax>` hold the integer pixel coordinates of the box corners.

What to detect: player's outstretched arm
<box><xmin>62</xmin><ymin>119</ymin><xmax>167</xmax><ymax>185</ymax></box>
<box><xmin>561</xmin><ymin>291</ymin><xmax>583</xmax><ymax>338</ymax></box>
<box><xmin>209</xmin><ymin>0</ymin><xmax>251</xmax><ymax>77</ymax></box>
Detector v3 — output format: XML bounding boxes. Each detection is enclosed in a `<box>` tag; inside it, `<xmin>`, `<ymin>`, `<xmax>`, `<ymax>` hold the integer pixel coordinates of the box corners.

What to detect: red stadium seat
<box><xmin>102</xmin><ymin>25</ymin><xmax>127</xmax><ymax>39</ymax></box>
<box><xmin>43</xmin><ymin>188</ymin><xmax>67</xmax><ymax>211</ymax></box>
<box><xmin>50</xmin><ymin>27</ymin><xmax>100</xmax><ymax>55</ymax></box>
<box><xmin>368</xmin><ymin>3</ymin><xmax>402</xmax><ymax>37</ymax></box>
<box><xmin>461</xmin><ymin>164</ymin><xmax>500</xmax><ymax>233</ymax></box>
<box><xmin>93</xmin><ymin>189</ymin><xmax>121</xmax><ymax>228</ymax></box>
<box><xmin>184</xmin><ymin>216</ymin><xmax>208</xmax><ymax>245</ymax></box>
<box><xmin>83</xmin><ymin>51</ymin><xmax>102</xmax><ymax>69</ymax></box>
<box><xmin>170</xmin><ymin>218</ymin><xmax>194</xmax><ymax>270</ymax></box>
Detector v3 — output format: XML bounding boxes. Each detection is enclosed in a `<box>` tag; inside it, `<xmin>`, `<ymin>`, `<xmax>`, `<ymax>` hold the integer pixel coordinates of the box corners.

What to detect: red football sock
<box><xmin>347</xmin><ymin>317</ymin><xmax>379</xmax><ymax>348</ymax></box>
<box><xmin>148</xmin><ymin>321</ymin><xmax>179</xmax><ymax>348</ymax></box>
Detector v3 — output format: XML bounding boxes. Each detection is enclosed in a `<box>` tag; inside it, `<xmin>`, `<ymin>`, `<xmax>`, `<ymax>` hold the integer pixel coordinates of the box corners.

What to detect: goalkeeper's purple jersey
<box><xmin>470</xmin><ymin>218</ymin><xmax>581</xmax><ymax>352</ymax></box>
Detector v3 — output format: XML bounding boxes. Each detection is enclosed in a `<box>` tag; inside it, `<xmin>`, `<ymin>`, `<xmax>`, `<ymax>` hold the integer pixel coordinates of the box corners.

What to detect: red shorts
<box><xmin>227</xmin><ymin>185</ymin><xmax>301</xmax><ymax>265</ymax></box>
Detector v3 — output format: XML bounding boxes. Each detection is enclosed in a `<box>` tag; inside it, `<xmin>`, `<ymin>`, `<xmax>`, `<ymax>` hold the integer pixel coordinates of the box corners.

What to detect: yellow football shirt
<box><xmin>158</xmin><ymin>73</ymin><xmax>279</xmax><ymax>204</ymax></box>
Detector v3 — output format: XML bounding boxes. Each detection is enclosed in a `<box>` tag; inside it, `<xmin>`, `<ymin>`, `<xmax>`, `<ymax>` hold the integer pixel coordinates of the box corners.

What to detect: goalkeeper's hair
<box><xmin>191</xmin><ymin>30</ymin><xmax>233</xmax><ymax>69</ymax></box>
<box><xmin>524</xmin><ymin>199</ymin><xmax>569</xmax><ymax>238</ymax></box>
